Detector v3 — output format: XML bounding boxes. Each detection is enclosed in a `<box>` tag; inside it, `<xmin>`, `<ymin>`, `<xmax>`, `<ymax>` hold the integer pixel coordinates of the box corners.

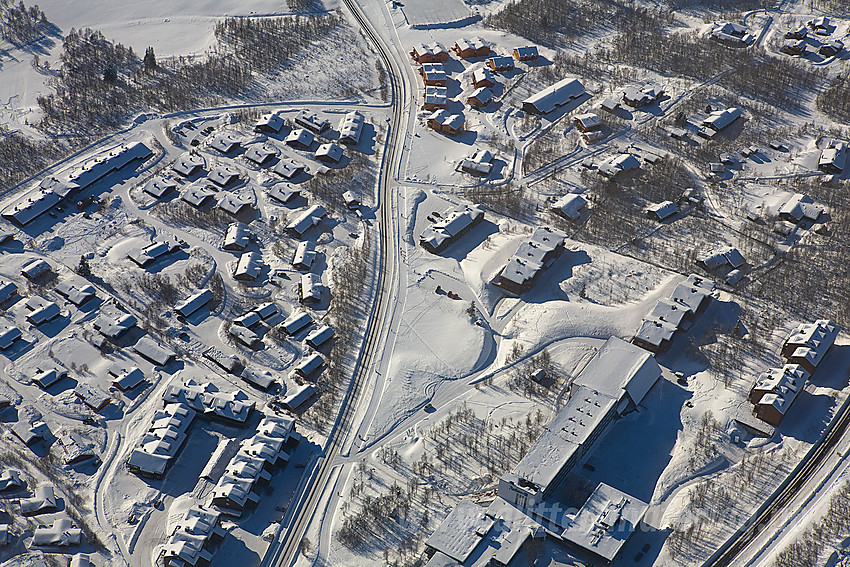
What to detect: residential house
<box><xmin>420</xmin><ymin>203</ymin><xmax>485</xmax><ymax>253</ymax></box>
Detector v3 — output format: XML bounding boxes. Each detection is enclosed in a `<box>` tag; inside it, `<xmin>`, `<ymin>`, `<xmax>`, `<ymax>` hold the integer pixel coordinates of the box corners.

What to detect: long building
<box><xmin>521</xmin><ymin>78</ymin><xmax>585</xmax><ymax>115</ymax></box>
<box><xmin>2</xmin><ymin>141</ymin><xmax>152</xmax><ymax>226</ymax></box>
<box><xmin>498</xmin><ymin>337</ymin><xmax>661</xmax><ymax>509</ymax></box>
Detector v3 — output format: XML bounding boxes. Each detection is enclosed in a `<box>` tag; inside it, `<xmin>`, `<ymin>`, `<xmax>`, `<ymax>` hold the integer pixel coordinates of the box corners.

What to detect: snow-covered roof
<box><xmin>127</xmin><ymin>237</ymin><xmax>180</xmax><ymax>267</ymax></box>
<box><xmin>306</xmin><ymin>325</ymin><xmax>334</xmax><ymax>348</ymax></box>
<box><xmin>74</xmin><ymin>383</ymin><xmax>110</xmax><ymax>410</ymax></box>
<box><xmin>143</xmin><ymin>175</ymin><xmax>178</xmax><ymax>198</ymax></box>
<box><xmin>598</xmin><ymin>153</ymin><xmax>640</xmax><ymax>178</ymax></box>
<box><xmin>173</xmin><ymin>152</ymin><xmax>205</xmax><ymax>177</ymax></box>
<box><xmin>453</xmin><ymin>37</ymin><xmax>488</xmax><ymax>56</ymax></box>
<box><xmin>574</xmin><ymin>112</ymin><xmax>602</xmax><ymax>130</ymax></box>
<box><xmin>623</xmin><ymin>84</ymin><xmax>663</xmax><ymax>106</ymax></box>
<box><xmin>281</xmin><ymin>310</ymin><xmax>312</xmax><ymax>335</ymax></box>
<box><xmin>254</xmin><ymin>110</ymin><xmax>285</xmax><ymax>133</ymax></box>
<box><xmin>784</xmin><ymin>319</ymin><xmax>839</xmax><ymax>370</ymax></box>
<box><xmin>633</xmin><ymin>318</ymin><xmax>677</xmax><ymax>349</ymax></box>
<box><xmin>292</xmin><ymin>240</ymin><xmax>316</xmax><ymax>269</ymax></box>
<box><xmin>20</xmin><ymin>482</ymin><xmax>57</xmax><ymax>514</ymax></box>
<box><xmin>286</xmin><ymin>204</ymin><xmax>326</xmax><ymax>236</ymax></box>
<box><xmin>702</xmin><ymin>107</ymin><xmax>742</xmax><ymax>131</ymax></box>
<box><xmin>422</xmin><ymin>62</ymin><xmax>447</xmax><ymax>84</ymax></box>
<box><xmin>339</xmin><ymin>110</ymin><xmax>365</xmax><ymax>145</ymax></box>
<box><xmin>576</xmin><ymin>337</ymin><xmax>662</xmax><ymax>406</ymax></box>
<box><xmin>294</xmin><ymin>352</ymin><xmax>324</xmax><ymax>377</ymax></box>
<box><xmin>522</xmin><ymin>77</ymin><xmax>585</xmax><ymax>114</ymax></box>
<box><xmin>495</xmin><ymin>226</ymin><xmax>567</xmax><ymax>291</ymax></box>
<box><xmin>489</xmin><ymin>55</ymin><xmax>514</xmax><ymax>70</ymax></box>
<box><xmin>32</xmin><ymin>518</ymin><xmax>82</xmax><ymax>547</ymax></box>
<box><xmin>223</xmin><ymin>222</ymin><xmax>251</xmax><ymax>250</ymax></box>
<box><xmin>552</xmin><ymin>193</ymin><xmax>588</xmax><ymax>220</ymax></box>
<box><xmin>93</xmin><ymin>306</ymin><xmax>137</xmax><ymax>338</ymax></box>
<box><xmin>427</xmin><ymin>109</ymin><xmax>465</xmax><ymax>131</ymax></box>
<box><xmin>134</xmin><ymin>337</ymin><xmax>176</xmax><ymax>366</ymax></box>
<box><xmin>561</xmin><ymin>482</ymin><xmax>648</xmax><ymax>561</ymax></box>
<box><xmin>285</xmin><ymin>128</ymin><xmax>315</xmax><ymax>149</ymax></box>
<box><xmin>2</xmin><ymin>142</ymin><xmax>150</xmax><ymax>225</ymax></box>
<box><xmin>300</xmin><ymin>273</ymin><xmax>322</xmax><ymax>302</ymax></box>
<box><xmin>471</xmin><ymin>67</ymin><xmax>494</xmax><ymax>87</ymax></box>
<box><xmin>513</xmin><ymin>45</ymin><xmax>538</xmax><ymax>60</ymax></box>
<box><xmin>315</xmin><ymin>142</ymin><xmax>344</xmax><ymax>164</ymax></box>
<box><xmin>241</xmin><ymin>367</ymin><xmax>276</xmax><ymax>390</ymax></box>
<box><xmin>244</xmin><ymin>143</ymin><xmax>278</xmax><ymax>165</ymax></box>
<box><xmin>294</xmin><ymin>111</ymin><xmax>329</xmax><ymax>134</ymax></box>
<box><xmin>267</xmin><ymin>184</ymin><xmax>300</xmax><ymax>204</ymax></box>
<box><xmin>182</xmin><ymin>184</ymin><xmax>216</xmax><ymax>207</ymax></box>
<box><xmin>468</xmin><ymin>86</ymin><xmax>493</xmax><ymax>106</ymax></box>
<box><xmin>0</xmin><ymin>279</ymin><xmax>18</xmax><ymax>303</ymax></box>
<box><xmin>648</xmin><ymin>297</ymin><xmax>690</xmax><ymax>328</ymax></box>
<box><xmin>230</xmin><ymin>324</ymin><xmax>261</xmax><ymax>347</ymax></box>
<box><xmin>282</xmin><ymin>383</ymin><xmax>316</xmax><ymax>410</ymax></box>
<box><xmin>425</xmin><ymin>86</ymin><xmax>448</xmax><ymax>108</ymax></box>
<box><xmin>111</xmin><ymin>366</ymin><xmax>144</xmax><ymax>390</ymax></box>
<box><xmin>0</xmin><ymin>469</ymin><xmax>24</xmax><ymax>491</ymax></box>
<box><xmin>272</xmin><ymin>158</ymin><xmax>306</xmax><ymax>179</ymax></box>
<box><xmin>21</xmin><ymin>259</ymin><xmax>50</xmax><ymax>279</ymax></box>
<box><xmin>420</xmin><ymin>203</ymin><xmax>485</xmax><ymax>253</ymax></box>
<box><xmin>208</xmin><ymin>164</ymin><xmax>241</xmax><ymax>187</ymax></box>
<box><xmin>25</xmin><ymin>296</ymin><xmax>60</xmax><ymax>325</ymax></box>
<box><xmin>646</xmin><ymin>200</ymin><xmax>678</xmax><ymax>221</ymax></box>
<box><xmin>411</xmin><ymin>42</ymin><xmax>448</xmax><ymax>60</ymax></box>
<box><xmin>176</xmin><ymin>289</ymin><xmax>213</xmax><ymax>317</ymax></box>
<box><xmin>779</xmin><ymin>193</ymin><xmax>823</xmax><ymax>223</ymax></box>
<box><xmin>210</xmin><ymin>131</ymin><xmax>242</xmax><ymax>154</ymax></box>
<box><xmin>234</xmin><ymin>251</ymin><xmax>263</xmax><ymax>281</ymax></box>
<box><xmin>511</xmin><ymin>386</ymin><xmax>618</xmax><ymax>494</ymax></box>
<box><xmin>425</xmin><ymin>500</ymin><xmax>494</xmax><ymax>562</ymax></box>
<box><xmin>0</xmin><ymin>325</ymin><xmax>22</xmax><ymax>349</ymax></box>
<box><xmin>697</xmin><ymin>245</ymin><xmax>745</xmax><ymax>270</ymax></box>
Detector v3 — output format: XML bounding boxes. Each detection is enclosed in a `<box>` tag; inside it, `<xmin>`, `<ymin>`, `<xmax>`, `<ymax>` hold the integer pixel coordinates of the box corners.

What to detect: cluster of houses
<box><xmin>162</xmin><ymin>506</ymin><xmax>225</xmax><ymax>567</ymax></box>
<box><xmin>208</xmin><ymin>414</ymin><xmax>295</xmax><ymax>515</ymax></box>
<box><xmin>632</xmin><ymin>274</ymin><xmax>715</xmax><ymax>353</ymax></box>
<box><xmin>412</xmin><ymin>39</ymin><xmax>541</xmax><ymax>136</ymax></box>
<box><xmin>128</xmin><ymin>378</ymin><xmax>254</xmax><ymax>478</ymax></box>
<box><xmin>491</xmin><ymin>227</ymin><xmax>567</xmax><ymax>294</ymax></box>
<box><xmin>230</xmin><ymin>302</ymin><xmax>284</xmax><ymax>351</ymax></box>
<box><xmin>696</xmin><ymin>245</ymin><xmax>745</xmax><ymax>285</ymax></box>
<box><xmin>749</xmin><ymin>320</ymin><xmax>839</xmax><ymax>426</ymax></box>
<box><xmin>127</xmin><ymin>403</ymin><xmax>196</xmax><ymax>478</ymax></box>
<box><xmin>8</xmin><ymin>477</ymin><xmax>88</xmax><ymax>548</ymax></box>
<box><xmin>1</xmin><ymin>141</ymin><xmax>153</xmax><ymax>226</ymax></box>
<box><xmin>158</xmin><ymin>414</ymin><xmax>296</xmax><ymax>565</ymax></box>
<box><xmin>782</xmin><ymin>17</ymin><xmax>843</xmax><ymax>58</ymax></box>
<box><xmin>419</xmin><ymin>203</ymin><xmax>485</xmax><ymax>253</ymax></box>
<box><xmin>427</xmin><ymin>338</ymin><xmax>662</xmax><ymax>566</ymax></box>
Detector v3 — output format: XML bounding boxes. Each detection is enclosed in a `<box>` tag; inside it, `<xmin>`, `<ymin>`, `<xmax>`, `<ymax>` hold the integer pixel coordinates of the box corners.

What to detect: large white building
<box><xmin>498</xmin><ymin>338</ymin><xmax>661</xmax><ymax>509</ymax></box>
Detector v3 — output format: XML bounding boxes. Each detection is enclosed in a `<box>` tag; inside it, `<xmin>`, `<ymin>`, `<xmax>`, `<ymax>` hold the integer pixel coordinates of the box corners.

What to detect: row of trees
<box><xmin>37</xmin><ymin>13</ymin><xmax>343</xmax><ymax>134</ymax></box>
<box><xmin>817</xmin><ymin>75</ymin><xmax>850</xmax><ymax>125</ymax></box>
<box><xmin>485</xmin><ymin>0</ymin><xmax>670</xmax><ymax>47</ymax></box>
<box><xmin>772</xmin><ymin>480</ymin><xmax>850</xmax><ymax>566</ymax></box>
<box><xmin>303</xmin><ymin>235</ymin><xmax>372</xmax><ymax>433</ymax></box>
